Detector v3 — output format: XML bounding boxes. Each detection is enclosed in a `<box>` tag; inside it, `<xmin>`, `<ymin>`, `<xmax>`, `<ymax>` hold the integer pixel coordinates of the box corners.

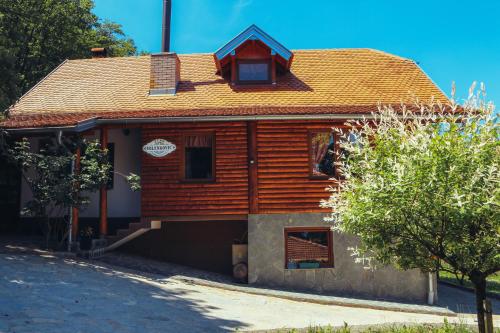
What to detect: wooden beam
<box><xmin>247</xmin><ymin>121</ymin><xmax>259</xmax><ymax>213</ymax></box>
<box><xmin>271</xmin><ymin>54</ymin><xmax>276</xmax><ymax>84</ymax></box>
<box><xmin>99</xmin><ymin>127</ymin><xmax>108</xmax><ymax>237</ymax></box>
<box><xmin>71</xmin><ymin>147</ymin><xmax>81</xmax><ymax>240</ymax></box>
<box><xmin>142</xmin><ymin>215</ymin><xmax>248</xmax><ymax>222</ymax></box>
<box><xmin>231</xmin><ymin>54</ymin><xmax>236</xmax><ymax>84</ymax></box>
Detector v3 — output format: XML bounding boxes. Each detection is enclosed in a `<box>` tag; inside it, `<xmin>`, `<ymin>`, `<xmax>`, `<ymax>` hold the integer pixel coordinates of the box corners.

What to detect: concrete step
<box><xmin>88</xmin><ymin>220</ymin><xmax>161</xmax><ymax>258</ymax></box>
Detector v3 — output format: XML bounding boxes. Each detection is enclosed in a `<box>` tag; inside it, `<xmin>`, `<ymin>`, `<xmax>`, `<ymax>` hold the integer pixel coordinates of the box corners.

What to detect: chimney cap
<box><xmin>91</xmin><ymin>47</ymin><xmax>107</xmax><ymax>58</ymax></box>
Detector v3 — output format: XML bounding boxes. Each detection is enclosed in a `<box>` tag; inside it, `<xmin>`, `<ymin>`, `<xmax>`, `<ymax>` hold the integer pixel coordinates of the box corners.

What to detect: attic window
<box><xmin>237</xmin><ymin>60</ymin><xmax>270</xmax><ymax>83</ymax></box>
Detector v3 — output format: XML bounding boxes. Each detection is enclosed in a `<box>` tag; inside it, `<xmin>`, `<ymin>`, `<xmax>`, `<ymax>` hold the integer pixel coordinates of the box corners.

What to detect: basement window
<box><xmin>237</xmin><ymin>60</ymin><xmax>270</xmax><ymax>83</ymax></box>
<box><xmin>309</xmin><ymin>131</ymin><xmax>336</xmax><ymax>179</ymax></box>
<box><xmin>182</xmin><ymin>133</ymin><xmax>215</xmax><ymax>181</ymax></box>
<box><xmin>285</xmin><ymin>227</ymin><xmax>333</xmax><ymax>269</ymax></box>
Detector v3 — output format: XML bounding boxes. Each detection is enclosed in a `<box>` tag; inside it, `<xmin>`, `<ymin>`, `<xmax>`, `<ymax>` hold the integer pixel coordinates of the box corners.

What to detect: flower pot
<box><xmin>298</xmin><ymin>262</ymin><xmax>320</xmax><ymax>269</ymax></box>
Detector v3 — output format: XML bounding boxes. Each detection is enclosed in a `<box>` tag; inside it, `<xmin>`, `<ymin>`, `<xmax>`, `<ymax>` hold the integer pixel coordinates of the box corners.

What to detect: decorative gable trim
<box><xmin>214</xmin><ymin>24</ymin><xmax>293</xmax><ymax>62</ymax></box>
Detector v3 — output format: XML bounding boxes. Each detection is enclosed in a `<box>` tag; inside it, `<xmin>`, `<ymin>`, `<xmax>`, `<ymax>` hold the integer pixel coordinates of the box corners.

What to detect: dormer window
<box><xmin>213</xmin><ymin>25</ymin><xmax>293</xmax><ymax>86</ymax></box>
<box><xmin>237</xmin><ymin>60</ymin><xmax>271</xmax><ymax>83</ymax></box>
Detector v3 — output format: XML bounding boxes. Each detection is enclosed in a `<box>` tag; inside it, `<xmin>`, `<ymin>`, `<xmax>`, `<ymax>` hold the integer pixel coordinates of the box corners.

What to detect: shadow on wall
<box><xmin>0</xmin><ymin>253</ymin><xmax>249</xmax><ymax>332</ymax></box>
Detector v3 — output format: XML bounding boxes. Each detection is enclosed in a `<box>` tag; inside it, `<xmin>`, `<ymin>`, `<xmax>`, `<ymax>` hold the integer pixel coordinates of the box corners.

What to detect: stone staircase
<box><xmin>82</xmin><ymin>220</ymin><xmax>161</xmax><ymax>259</ymax></box>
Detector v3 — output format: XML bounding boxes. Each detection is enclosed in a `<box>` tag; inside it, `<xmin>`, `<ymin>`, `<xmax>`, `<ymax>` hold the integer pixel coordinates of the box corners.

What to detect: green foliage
<box><xmin>323</xmin><ymin>88</ymin><xmax>499</xmax><ymax>332</ymax></box>
<box><xmin>0</xmin><ymin>0</ymin><xmax>139</xmax><ymax>111</ymax></box>
<box><xmin>125</xmin><ymin>173</ymin><xmax>141</xmax><ymax>192</ymax></box>
<box><xmin>7</xmin><ymin>137</ymin><xmax>111</xmax><ymax>249</ymax></box>
<box><xmin>281</xmin><ymin>321</ymin><xmax>474</xmax><ymax>333</ymax></box>
<box><xmin>439</xmin><ymin>270</ymin><xmax>500</xmax><ymax>295</ymax></box>
<box><xmin>323</xmin><ymin>90</ymin><xmax>499</xmax><ymax>278</ymax></box>
<box><xmin>2</xmin><ymin>133</ymin><xmax>141</xmax><ymax>248</ymax></box>
<box><xmin>9</xmin><ymin>138</ymin><xmax>110</xmax><ymax>216</ymax></box>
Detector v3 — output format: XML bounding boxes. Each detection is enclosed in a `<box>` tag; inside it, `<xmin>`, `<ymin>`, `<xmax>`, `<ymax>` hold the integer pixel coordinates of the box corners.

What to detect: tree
<box><xmin>1</xmin><ymin>133</ymin><xmax>140</xmax><ymax>249</ymax></box>
<box><xmin>0</xmin><ymin>0</ymin><xmax>139</xmax><ymax>112</ymax></box>
<box><xmin>323</xmin><ymin>87</ymin><xmax>499</xmax><ymax>333</ymax></box>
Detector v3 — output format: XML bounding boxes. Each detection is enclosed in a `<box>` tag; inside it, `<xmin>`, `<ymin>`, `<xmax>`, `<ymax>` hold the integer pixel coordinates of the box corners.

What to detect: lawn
<box><xmin>281</xmin><ymin>322</ymin><xmax>478</xmax><ymax>333</ymax></box>
<box><xmin>439</xmin><ymin>270</ymin><xmax>500</xmax><ymax>295</ymax></box>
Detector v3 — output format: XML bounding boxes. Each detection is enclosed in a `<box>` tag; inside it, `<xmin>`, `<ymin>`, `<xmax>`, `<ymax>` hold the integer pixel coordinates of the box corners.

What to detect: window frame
<box><xmin>307</xmin><ymin>130</ymin><xmax>339</xmax><ymax>180</ymax></box>
<box><xmin>284</xmin><ymin>226</ymin><xmax>334</xmax><ymax>269</ymax></box>
<box><xmin>179</xmin><ymin>131</ymin><xmax>216</xmax><ymax>183</ymax></box>
<box><xmin>236</xmin><ymin>59</ymin><xmax>272</xmax><ymax>85</ymax></box>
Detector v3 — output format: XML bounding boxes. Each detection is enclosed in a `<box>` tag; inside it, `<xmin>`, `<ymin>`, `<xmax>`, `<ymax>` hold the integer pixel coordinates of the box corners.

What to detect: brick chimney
<box><xmin>149</xmin><ymin>53</ymin><xmax>180</xmax><ymax>95</ymax></box>
<box><xmin>91</xmin><ymin>47</ymin><xmax>107</xmax><ymax>58</ymax></box>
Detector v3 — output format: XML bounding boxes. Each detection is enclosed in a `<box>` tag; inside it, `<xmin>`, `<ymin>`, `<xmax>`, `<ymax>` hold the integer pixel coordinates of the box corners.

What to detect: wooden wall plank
<box><xmin>256</xmin><ymin>120</ymin><xmax>342</xmax><ymax>214</ymax></box>
<box><xmin>141</xmin><ymin>122</ymin><xmax>249</xmax><ymax>217</ymax></box>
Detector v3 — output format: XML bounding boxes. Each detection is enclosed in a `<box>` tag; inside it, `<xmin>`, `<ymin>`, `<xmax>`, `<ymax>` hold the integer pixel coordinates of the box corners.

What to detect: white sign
<box><xmin>142</xmin><ymin>139</ymin><xmax>176</xmax><ymax>157</ymax></box>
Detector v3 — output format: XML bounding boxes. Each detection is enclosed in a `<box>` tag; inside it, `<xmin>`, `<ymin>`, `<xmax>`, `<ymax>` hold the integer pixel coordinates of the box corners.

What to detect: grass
<box><xmin>439</xmin><ymin>270</ymin><xmax>500</xmax><ymax>295</ymax></box>
<box><xmin>277</xmin><ymin>321</ymin><xmax>480</xmax><ymax>333</ymax></box>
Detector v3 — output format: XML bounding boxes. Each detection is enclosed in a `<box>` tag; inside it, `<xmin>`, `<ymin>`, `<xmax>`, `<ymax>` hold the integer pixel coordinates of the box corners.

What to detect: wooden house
<box><xmin>2</xmin><ymin>22</ymin><xmax>446</xmax><ymax>302</ymax></box>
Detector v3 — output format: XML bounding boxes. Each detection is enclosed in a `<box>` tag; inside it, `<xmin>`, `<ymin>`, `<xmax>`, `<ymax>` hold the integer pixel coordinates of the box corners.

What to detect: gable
<box><xmin>214</xmin><ymin>25</ymin><xmax>293</xmax><ymax>63</ymax></box>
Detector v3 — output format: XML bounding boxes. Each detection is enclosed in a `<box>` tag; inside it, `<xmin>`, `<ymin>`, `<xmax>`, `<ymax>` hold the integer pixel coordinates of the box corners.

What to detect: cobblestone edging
<box><xmin>174</xmin><ymin>276</ymin><xmax>456</xmax><ymax>317</ymax></box>
<box><xmin>94</xmin><ymin>252</ymin><xmax>456</xmax><ymax>317</ymax></box>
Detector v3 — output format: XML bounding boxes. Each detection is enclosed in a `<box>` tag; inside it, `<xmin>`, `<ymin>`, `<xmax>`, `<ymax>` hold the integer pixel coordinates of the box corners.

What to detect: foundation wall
<box><xmin>248</xmin><ymin>213</ymin><xmax>428</xmax><ymax>302</ymax></box>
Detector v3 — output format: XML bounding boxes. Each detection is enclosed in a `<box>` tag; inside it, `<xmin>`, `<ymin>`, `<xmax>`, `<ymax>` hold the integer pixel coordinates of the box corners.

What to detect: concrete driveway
<box><xmin>0</xmin><ymin>251</ymin><xmax>487</xmax><ymax>333</ymax></box>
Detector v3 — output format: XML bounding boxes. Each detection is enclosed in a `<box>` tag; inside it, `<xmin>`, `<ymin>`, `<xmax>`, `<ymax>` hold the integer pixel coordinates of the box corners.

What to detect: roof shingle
<box><xmin>4</xmin><ymin>49</ymin><xmax>448</xmax><ymax>128</ymax></box>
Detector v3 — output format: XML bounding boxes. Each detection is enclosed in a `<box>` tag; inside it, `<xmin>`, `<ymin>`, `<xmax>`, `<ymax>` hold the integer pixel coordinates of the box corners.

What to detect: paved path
<box><xmin>0</xmin><ymin>252</ymin><xmax>493</xmax><ymax>333</ymax></box>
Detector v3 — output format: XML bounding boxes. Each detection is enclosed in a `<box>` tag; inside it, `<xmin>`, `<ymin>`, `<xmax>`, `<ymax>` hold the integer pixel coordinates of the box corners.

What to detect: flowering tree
<box><xmin>323</xmin><ymin>87</ymin><xmax>499</xmax><ymax>333</ymax></box>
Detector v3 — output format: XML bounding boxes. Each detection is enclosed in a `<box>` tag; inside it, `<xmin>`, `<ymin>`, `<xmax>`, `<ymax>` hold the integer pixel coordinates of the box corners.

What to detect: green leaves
<box><xmin>324</xmin><ymin>92</ymin><xmax>499</xmax><ymax>281</ymax></box>
<box><xmin>8</xmin><ymin>137</ymin><xmax>111</xmax><ymax>215</ymax></box>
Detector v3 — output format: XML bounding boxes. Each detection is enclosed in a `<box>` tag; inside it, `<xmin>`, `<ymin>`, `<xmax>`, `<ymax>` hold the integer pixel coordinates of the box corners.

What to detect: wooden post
<box><xmin>484</xmin><ymin>299</ymin><xmax>494</xmax><ymax>333</ymax></box>
<box><xmin>231</xmin><ymin>54</ymin><xmax>237</xmax><ymax>84</ymax></box>
<box><xmin>247</xmin><ymin>121</ymin><xmax>258</xmax><ymax>213</ymax></box>
<box><xmin>271</xmin><ymin>54</ymin><xmax>276</xmax><ymax>84</ymax></box>
<box><xmin>99</xmin><ymin>127</ymin><xmax>108</xmax><ymax>237</ymax></box>
<box><xmin>71</xmin><ymin>147</ymin><xmax>81</xmax><ymax>240</ymax></box>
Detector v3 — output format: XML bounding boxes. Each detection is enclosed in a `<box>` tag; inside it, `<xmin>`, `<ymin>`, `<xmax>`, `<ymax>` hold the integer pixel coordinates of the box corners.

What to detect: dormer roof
<box><xmin>214</xmin><ymin>25</ymin><xmax>294</xmax><ymax>70</ymax></box>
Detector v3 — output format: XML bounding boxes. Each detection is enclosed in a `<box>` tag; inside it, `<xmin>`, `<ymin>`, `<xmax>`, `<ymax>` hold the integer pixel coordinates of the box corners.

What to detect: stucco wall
<box><xmin>80</xmin><ymin>128</ymin><xmax>141</xmax><ymax>218</ymax></box>
<box><xmin>248</xmin><ymin>213</ymin><xmax>429</xmax><ymax>302</ymax></box>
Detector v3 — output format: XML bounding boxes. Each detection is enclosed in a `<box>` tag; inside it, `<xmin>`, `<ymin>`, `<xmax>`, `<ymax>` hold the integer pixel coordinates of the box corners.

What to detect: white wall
<box><xmin>80</xmin><ymin>128</ymin><xmax>142</xmax><ymax>218</ymax></box>
<box><xmin>19</xmin><ymin>128</ymin><xmax>142</xmax><ymax>218</ymax></box>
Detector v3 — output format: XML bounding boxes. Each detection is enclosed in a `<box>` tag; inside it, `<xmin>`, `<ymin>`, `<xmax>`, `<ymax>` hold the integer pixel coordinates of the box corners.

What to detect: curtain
<box><xmin>184</xmin><ymin>134</ymin><xmax>212</xmax><ymax>148</ymax></box>
<box><xmin>312</xmin><ymin>133</ymin><xmax>330</xmax><ymax>165</ymax></box>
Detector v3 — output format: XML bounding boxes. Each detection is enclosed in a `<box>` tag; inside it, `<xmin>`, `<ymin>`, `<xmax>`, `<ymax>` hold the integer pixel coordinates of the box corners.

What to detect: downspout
<box><xmin>56</xmin><ymin>130</ymin><xmax>73</xmax><ymax>252</ymax></box>
<box><xmin>67</xmin><ymin>158</ymin><xmax>75</xmax><ymax>252</ymax></box>
<box><xmin>428</xmin><ymin>272</ymin><xmax>436</xmax><ymax>305</ymax></box>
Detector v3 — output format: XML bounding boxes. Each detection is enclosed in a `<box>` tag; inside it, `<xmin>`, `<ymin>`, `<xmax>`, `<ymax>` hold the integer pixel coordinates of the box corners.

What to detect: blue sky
<box><xmin>94</xmin><ymin>0</ymin><xmax>500</xmax><ymax>105</ymax></box>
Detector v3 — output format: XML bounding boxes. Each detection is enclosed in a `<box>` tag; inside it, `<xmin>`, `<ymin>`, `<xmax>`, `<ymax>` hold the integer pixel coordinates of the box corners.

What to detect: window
<box><xmin>106</xmin><ymin>143</ymin><xmax>115</xmax><ymax>189</ymax></box>
<box><xmin>182</xmin><ymin>133</ymin><xmax>214</xmax><ymax>181</ymax></box>
<box><xmin>309</xmin><ymin>131</ymin><xmax>336</xmax><ymax>179</ymax></box>
<box><xmin>237</xmin><ymin>60</ymin><xmax>270</xmax><ymax>83</ymax></box>
<box><xmin>285</xmin><ymin>227</ymin><xmax>333</xmax><ymax>269</ymax></box>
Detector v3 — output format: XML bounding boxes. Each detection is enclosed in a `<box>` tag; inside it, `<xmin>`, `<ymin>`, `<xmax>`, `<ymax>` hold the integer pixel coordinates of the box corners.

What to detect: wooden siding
<box><xmin>256</xmin><ymin>120</ymin><xmax>342</xmax><ymax>214</ymax></box>
<box><xmin>141</xmin><ymin>122</ymin><xmax>249</xmax><ymax>217</ymax></box>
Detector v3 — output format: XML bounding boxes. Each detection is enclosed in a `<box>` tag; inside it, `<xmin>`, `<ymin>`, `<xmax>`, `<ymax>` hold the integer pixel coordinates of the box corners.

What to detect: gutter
<box><xmin>5</xmin><ymin>113</ymin><xmax>373</xmax><ymax>134</ymax></box>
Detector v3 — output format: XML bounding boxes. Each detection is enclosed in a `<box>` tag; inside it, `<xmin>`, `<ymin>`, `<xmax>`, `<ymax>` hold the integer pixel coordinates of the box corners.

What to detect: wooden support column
<box><xmin>247</xmin><ymin>121</ymin><xmax>258</xmax><ymax>213</ymax></box>
<box><xmin>271</xmin><ymin>54</ymin><xmax>276</xmax><ymax>84</ymax></box>
<box><xmin>99</xmin><ymin>127</ymin><xmax>108</xmax><ymax>237</ymax></box>
<box><xmin>230</xmin><ymin>54</ymin><xmax>237</xmax><ymax>84</ymax></box>
<box><xmin>71</xmin><ymin>147</ymin><xmax>81</xmax><ymax>240</ymax></box>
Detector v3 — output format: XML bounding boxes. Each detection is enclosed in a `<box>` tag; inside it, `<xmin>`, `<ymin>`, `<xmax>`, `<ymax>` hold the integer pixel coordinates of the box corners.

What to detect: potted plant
<box><xmin>298</xmin><ymin>261</ymin><xmax>320</xmax><ymax>269</ymax></box>
<box><xmin>79</xmin><ymin>227</ymin><xmax>94</xmax><ymax>250</ymax></box>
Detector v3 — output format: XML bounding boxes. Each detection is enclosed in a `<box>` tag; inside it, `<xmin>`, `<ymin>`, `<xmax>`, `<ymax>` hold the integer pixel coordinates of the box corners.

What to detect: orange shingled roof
<box><xmin>3</xmin><ymin>49</ymin><xmax>448</xmax><ymax>128</ymax></box>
